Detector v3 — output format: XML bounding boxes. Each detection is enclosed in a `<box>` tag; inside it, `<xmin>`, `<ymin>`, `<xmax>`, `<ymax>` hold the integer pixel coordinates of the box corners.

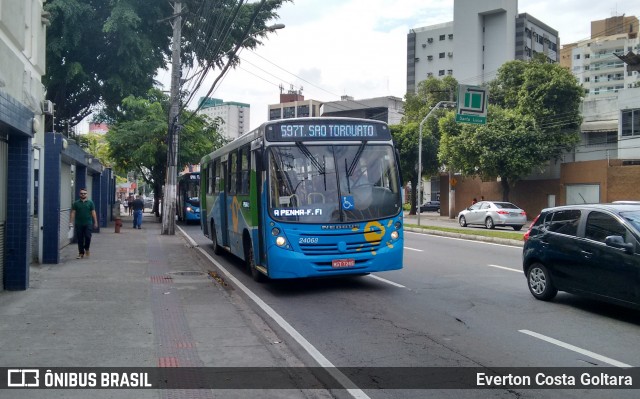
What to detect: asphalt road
<box><xmin>181</xmin><ymin>222</ymin><xmax>640</xmax><ymax>399</ymax></box>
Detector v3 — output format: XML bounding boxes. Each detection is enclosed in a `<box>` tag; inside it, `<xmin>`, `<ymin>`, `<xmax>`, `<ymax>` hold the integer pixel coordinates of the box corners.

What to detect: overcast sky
<box><xmin>156</xmin><ymin>0</ymin><xmax>638</xmax><ymax>131</ymax></box>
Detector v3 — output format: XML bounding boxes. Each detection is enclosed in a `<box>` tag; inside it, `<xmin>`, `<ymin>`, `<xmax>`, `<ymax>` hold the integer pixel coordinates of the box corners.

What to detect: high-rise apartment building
<box><xmin>407</xmin><ymin>0</ymin><xmax>558</xmax><ymax>92</ymax></box>
<box><xmin>197</xmin><ymin>97</ymin><xmax>249</xmax><ymax>140</ymax></box>
<box><xmin>561</xmin><ymin>15</ymin><xmax>639</xmax><ymax>98</ymax></box>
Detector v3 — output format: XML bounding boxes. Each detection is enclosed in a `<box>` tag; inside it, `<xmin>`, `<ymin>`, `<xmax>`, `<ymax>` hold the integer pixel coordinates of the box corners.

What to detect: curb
<box><xmin>405</xmin><ymin>226</ymin><xmax>524</xmax><ymax>247</ymax></box>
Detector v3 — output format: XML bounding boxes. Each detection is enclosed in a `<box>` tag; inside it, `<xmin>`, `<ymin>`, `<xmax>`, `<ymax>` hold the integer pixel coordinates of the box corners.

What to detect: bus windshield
<box><xmin>268</xmin><ymin>144</ymin><xmax>401</xmax><ymax>223</ymax></box>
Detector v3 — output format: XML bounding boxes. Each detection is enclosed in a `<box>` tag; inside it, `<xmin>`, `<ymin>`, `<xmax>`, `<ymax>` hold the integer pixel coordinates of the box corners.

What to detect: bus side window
<box><xmin>214</xmin><ymin>160</ymin><xmax>221</xmax><ymax>193</ymax></box>
<box><xmin>229</xmin><ymin>151</ymin><xmax>238</xmax><ymax>194</ymax></box>
<box><xmin>208</xmin><ymin>161</ymin><xmax>215</xmax><ymax>195</ymax></box>
<box><xmin>239</xmin><ymin>146</ymin><xmax>250</xmax><ymax>195</ymax></box>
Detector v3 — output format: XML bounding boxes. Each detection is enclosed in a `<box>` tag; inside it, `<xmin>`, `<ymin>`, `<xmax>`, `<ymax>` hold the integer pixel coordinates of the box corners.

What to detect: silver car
<box><xmin>458</xmin><ymin>201</ymin><xmax>527</xmax><ymax>231</ymax></box>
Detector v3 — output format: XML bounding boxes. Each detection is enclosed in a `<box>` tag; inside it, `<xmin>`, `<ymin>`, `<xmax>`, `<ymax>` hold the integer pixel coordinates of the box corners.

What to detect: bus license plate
<box><xmin>332</xmin><ymin>259</ymin><xmax>355</xmax><ymax>268</ymax></box>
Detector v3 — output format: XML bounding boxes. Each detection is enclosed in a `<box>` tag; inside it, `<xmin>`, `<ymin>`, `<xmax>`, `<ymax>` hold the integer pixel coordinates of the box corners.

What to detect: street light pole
<box><xmin>162</xmin><ymin>1</ymin><xmax>182</xmax><ymax>235</ymax></box>
<box><xmin>417</xmin><ymin>101</ymin><xmax>456</xmax><ymax>226</ymax></box>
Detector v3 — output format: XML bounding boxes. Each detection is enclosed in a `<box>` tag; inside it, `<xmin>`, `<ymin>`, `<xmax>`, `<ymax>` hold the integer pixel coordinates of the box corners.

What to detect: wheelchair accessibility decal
<box><xmin>341</xmin><ymin>196</ymin><xmax>355</xmax><ymax>210</ymax></box>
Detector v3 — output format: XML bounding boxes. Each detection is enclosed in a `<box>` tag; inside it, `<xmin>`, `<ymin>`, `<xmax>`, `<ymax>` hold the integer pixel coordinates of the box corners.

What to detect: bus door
<box><xmin>220</xmin><ymin>159</ymin><xmax>229</xmax><ymax>248</ymax></box>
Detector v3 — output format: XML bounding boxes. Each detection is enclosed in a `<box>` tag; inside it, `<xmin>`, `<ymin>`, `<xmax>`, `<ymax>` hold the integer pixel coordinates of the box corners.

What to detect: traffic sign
<box><xmin>456</xmin><ymin>85</ymin><xmax>488</xmax><ymax>124</ymax></box>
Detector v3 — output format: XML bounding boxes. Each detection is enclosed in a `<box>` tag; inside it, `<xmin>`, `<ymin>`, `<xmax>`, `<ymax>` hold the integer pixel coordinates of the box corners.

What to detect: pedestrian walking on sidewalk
<box><xmin>132</xmin><ymin>195</ymin><xmax>145</xmax><ymax>229</ymax></box>
<box><xmin>69</xmin><ymin>188</ymin><xmax>98</xmax><ymax>259</ymax></box>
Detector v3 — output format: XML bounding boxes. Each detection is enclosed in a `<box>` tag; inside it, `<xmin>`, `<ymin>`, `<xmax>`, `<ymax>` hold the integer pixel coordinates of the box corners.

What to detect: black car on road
<box><xmin>419</xmin><ymin>200</ymin><xmax>440</xmax><ymax>213</ymax></box>
<box><xmin>522</xmin><ymin>203</ymin><xmax>640</xmax><ymax>309</ymax></box>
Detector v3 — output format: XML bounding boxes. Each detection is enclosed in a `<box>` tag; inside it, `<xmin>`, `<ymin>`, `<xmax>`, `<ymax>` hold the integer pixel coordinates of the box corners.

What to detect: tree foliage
<box><xmin>394</xmin><ymin>76</ymin><xmax>458</xmax><ymax>214</ymax></box>
<box><xmin>76</xmin><ymin>133</ymin><xmax>112</xmax><ymax>168</ymax></box>
<box><xmin>44</xmin><ymin>0</ymin><xmax>289</xmax><ymax>130</ymax></box>
<box><xmin>105</xmin><ymin>89</ymin><xmax>227</xmax><ymax>214</ymax></box>
<box><xmin>440</xmin><ymin>59</ymin><xmax>583</xmax><ymax>201</ymax></box>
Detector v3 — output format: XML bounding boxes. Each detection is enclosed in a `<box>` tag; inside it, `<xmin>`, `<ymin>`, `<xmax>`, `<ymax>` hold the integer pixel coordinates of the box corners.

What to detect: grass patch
<box><xmin>405</xmin><ymin>223</ymin><xmax>524</xmax><ymax>241</ymax></box>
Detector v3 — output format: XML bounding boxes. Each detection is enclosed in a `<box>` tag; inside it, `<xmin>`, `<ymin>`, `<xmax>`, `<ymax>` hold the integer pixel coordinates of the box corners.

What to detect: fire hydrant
<box><xmin>115</xmin><ymin>218</ymin><xmax>123</xmax><ymax>233</ymax></box>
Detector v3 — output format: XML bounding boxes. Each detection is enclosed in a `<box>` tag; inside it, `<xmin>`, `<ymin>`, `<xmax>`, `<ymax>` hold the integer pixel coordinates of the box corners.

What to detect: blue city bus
<box><xmin>177</xmin><ymin>172</ymin><xmax>201</xmax><ymax>223</ymax></box>
<box><xmin>200</xmin><ymin>117</ymin><xmax>403</xmax><ymax>281</ymax></box>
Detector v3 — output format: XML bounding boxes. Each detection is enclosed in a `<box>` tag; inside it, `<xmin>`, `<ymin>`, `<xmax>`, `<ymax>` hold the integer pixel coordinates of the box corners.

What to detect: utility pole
<box><xmin>162</xmin><ymin>1</ymin><xmax>182</xmax><ymax>235</ymax></box>
<box><xmin>416</xmin><ymin>100</ymin><xmax>456</xmax><ymax>226</ymax></box>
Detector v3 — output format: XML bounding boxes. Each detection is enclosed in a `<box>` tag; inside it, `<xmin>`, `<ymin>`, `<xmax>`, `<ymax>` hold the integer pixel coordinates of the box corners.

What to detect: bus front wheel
<box><xmin>211</xmin><ymin>221</ymin><xmax>223</xmax><ymax>255</ymax></box>
<box><xmin>245</xmin><ymin>239</ymin><xmax>266</xmax><ymax>282</ymax></box>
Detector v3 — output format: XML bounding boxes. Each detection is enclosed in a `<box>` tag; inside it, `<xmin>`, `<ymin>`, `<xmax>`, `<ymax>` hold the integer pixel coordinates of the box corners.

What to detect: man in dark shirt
<box><xmin>131</xmin><ymin>195</ymin><xmax>145</xmax><ymax>229</ymax></box>
<box><xmin>69</xmin><ymin>188</ymin><xmax>98</xmax><ymax>259</ymax></box>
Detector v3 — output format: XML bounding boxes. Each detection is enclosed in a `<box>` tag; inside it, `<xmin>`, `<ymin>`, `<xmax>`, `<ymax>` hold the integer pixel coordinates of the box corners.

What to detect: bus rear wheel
<box><xmin>246</xmin><ymin>240</ymin><xmax>266</xmax><ymax>282</ymax></box>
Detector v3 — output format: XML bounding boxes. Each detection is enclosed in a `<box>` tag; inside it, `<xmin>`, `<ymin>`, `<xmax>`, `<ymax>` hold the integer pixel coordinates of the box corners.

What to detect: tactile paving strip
<box><xmin>147</xmin><ymin>233</ymin><xmax>214</xmax><ymax>399</ymax></box>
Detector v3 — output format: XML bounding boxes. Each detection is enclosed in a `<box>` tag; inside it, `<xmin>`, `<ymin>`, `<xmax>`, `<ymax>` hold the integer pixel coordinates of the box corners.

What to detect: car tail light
<box><xmin>496</xmin><ymin>210</ymin><xmax>509</xmax><ymax>215</ymax></box>
<box><xmin>523</xmin><ymin>214</ymin><xmax>540</xmax><ymax>242</ymax></box>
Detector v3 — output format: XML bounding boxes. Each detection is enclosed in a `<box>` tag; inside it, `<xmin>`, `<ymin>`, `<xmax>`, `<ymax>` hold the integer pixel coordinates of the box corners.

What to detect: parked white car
<box><xmin>458</xmin><ymin>201</ymin><xmax>527</xmax><ymax>231</ymax></box>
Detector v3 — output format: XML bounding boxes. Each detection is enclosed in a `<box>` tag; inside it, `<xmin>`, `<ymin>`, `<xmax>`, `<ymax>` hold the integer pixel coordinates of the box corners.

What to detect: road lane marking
<box><xmin>488</xmin><ymin>264</ymin><xmax>521</xmax><ymax>273</ymax></box>
<box><xmin>368</xmin><ymin>274</ymin><xmax>407</xmax><ymax>288</ymax></box>
<box><xmin>519</xmin><ymin>330</ymin><xmax>632</xmax><ymax>368</ymax></box>
<box><xmin>177</xmin><ymin>225</ymin><xmax>198</xmax><ymax>247</ymax></box>
<box><xmin>184</xmin><ymin>231</ymin><xmax>371</xmax><ymax>399</ymax></box>
<box><xmin>406</xmin><ymin>231</ymin><xmax>521</xmax><ymax>248</ymax></box>
<box><xmin>404</xmin><ymin>246</ymin><xmax>423</xmax><ymax>252</ymax></box>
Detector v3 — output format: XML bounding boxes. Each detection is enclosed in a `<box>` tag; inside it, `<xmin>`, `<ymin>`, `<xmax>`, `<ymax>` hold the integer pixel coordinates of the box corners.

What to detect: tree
<box><xmin>105</xmin><ymin>89</ymin><xmax>226</xmax><ymax>215</ymax></box>
<box><xmin>76</xmin><ymin>132</ymin><xmax>112</xmax><ymax>168</ymax></box>
<box><xmin>439</xmin><ymin>106</ymin><xmax>546</xmax><ymax>200</ymax></box>
<box><xmin>395</xmin><ymin>76</ymin><xmax>458</xmax><ymax>214</ymax></box>
<box><xmin>403</xmin><ymin>76</ymin><xmax>457</xmax><ymax>123</ymax></box>
<box><xmin>440</xmin><ymin>59</ymin><xmax>583</xmax><ymax>201</ymax></box>
<box><xmin>390</xmin><ymin>122</ymin><xmax>439</xmax><ymax>215</ymax></box>
<box><xmin>44</xmin><ymin>0</ymin><xmax>289</xmax><ymax>131</ymax></box>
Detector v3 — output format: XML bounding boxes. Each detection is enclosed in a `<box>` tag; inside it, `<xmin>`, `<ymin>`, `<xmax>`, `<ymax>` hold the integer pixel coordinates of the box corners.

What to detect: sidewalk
<box><xmin>0</xmin><ymin>212</ymin><xmax>323</xmax><ymax>398</ymax></box>
<box><xmin>403</xmin><ymin>211</ymin><xmax>525</xmax><ymax>247</ymax></box>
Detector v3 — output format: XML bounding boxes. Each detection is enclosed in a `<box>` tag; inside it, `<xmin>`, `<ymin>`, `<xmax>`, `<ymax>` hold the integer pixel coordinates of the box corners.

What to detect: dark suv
<box><xmin>522</xmin><ymin>203</ymin><xmax>640</xmax><ymax>309</ymax></box>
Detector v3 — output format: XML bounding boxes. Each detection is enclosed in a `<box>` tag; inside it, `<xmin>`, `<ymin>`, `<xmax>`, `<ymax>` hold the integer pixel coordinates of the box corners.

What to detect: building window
<box><xmin>438</xmin><ymin>70</ymin><xmax>445</xmax><ymax>76</ymax></box>
<box><xmin>439</xmin><ymin>34</ymin><xmax>445</xmax><ymax>41</ymax></box>
<box><xmin>297</xmin><ymin>105</ymin><xmax>309</xmax><ymax>117</ymax></box>
<box><xmin>269</xmin><ymin>109</ymin><xmax>281</xmax><ymax>120</ymax></box>
<box><xmin>439</xmin><ymin>52</ymin><xmax>445</xmax><ymax>58</ymax></box>
<box><xmin>586</xmin><ymin>131</ymin><xmax>617</xmax><ymax>146</ymax></box>
<box><xmin>283</xmin><ymin>106</ymin><xmax>295</xmax><ymax>118</ymax></box>
<box><xmin>447</xmin><ymin>69</ymin><xmax>453</xmax><ymax>75</ymax></box>
<box><xmin>575</xmin><ymin>54</ymin><xmax>580</xmax><ymax>59</ymax></box>
<box><xmin>621</xmin><ymin>109</ymin><xmax>640</xmax><ymax>137</ymax></box>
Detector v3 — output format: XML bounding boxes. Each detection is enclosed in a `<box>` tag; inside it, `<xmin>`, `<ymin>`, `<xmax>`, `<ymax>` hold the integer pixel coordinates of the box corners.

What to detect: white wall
<box><xmin>453</xmin><ymin>0</ymin><xmax>517</xmax><ymax>85</ymax></box>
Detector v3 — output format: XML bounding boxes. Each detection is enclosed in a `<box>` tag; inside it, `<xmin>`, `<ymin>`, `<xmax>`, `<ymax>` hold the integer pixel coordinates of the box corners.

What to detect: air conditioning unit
<box><xmin>422</xmin><ymin>43</ymin><xmax>427</xmax><ymax>48</ymax></box>
<box><xmin>427</xmin><ymin>55</ymin><xmax>433</xmax><ymax>60</ymax></box>
<box><xmin>427</xmin><ymin>38</ymin><xmax>433</xmax><ymax>43</ymax></box>
<box><xmin>448</xmin><ymin>52</ymin><xmax>453</xmax><ymax>57</ymax></box>
<box><xmin>42</xmin><ymin>100</ymin><xmax>54</xmax><ymax>115</ymax></box>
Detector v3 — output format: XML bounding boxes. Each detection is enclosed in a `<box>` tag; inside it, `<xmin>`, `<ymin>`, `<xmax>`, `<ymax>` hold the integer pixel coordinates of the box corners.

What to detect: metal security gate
<box><xmin>0</xmin><ymin>138</ymin><xmax>8</xmax><ymax>290</ymax></box>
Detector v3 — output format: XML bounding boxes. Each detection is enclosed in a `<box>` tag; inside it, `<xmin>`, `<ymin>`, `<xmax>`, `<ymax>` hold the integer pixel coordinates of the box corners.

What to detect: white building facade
<box><xmin>320</xmin><ymin>96</ymin><xmax>404</xmax><ymax>125</ymax></box>
<box><xmin>197</xmin><ymin>97</ymin><xmax>250</xmax><ymax>141</ymax></box>
<box><xmin>407</xmin><ymin>0</ymin><xmax>559</xmax><ymax>92</ymax></box>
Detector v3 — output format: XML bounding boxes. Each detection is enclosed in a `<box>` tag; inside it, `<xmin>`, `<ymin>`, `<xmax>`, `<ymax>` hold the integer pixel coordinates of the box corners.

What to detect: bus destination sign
<box><xmin>266</xmin><ymin>121</ymin><xmax>390</xmax><ymax>141</ymax></box>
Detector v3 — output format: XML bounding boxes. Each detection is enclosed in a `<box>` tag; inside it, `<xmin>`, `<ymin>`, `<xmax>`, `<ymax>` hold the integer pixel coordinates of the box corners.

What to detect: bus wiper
<box><xmin>295</xmin><ymin>142</ymin><xmax>325</xmax><ymax>175</ymax></box>
<box><xmin>346</xmin><ymin>142</ymin><xmax>367</xmax><ymax>178</ymax></box>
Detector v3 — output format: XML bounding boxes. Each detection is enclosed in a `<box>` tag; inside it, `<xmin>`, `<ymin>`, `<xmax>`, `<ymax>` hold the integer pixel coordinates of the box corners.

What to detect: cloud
<box><xmin>180</xmin><ymin>0</ymin><xmax>638</xmax><ymax>132</ymax></box>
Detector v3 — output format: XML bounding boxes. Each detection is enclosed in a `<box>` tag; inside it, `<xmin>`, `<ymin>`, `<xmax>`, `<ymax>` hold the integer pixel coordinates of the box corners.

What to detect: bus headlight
<box><xmin>391</xmin><ymin>231</ymin><xmax>399</xmax><ymax>240</ymax></box>
<box><xmin>276</xmin><ymin>236</ymin><xmax>286</xmax><ymax>247</ymax></box>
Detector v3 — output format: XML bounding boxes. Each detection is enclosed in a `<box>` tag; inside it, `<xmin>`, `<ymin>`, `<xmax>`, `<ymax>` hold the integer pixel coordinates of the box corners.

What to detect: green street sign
<box><xmin>456</xmin><ymin>85</ymin><xmax>488</xmax><ymax>125</ymax></box>
<box><xmin>455</xmin><ymin>114</ymin><xmax>486</xmax><ymax>124</ymax></box>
